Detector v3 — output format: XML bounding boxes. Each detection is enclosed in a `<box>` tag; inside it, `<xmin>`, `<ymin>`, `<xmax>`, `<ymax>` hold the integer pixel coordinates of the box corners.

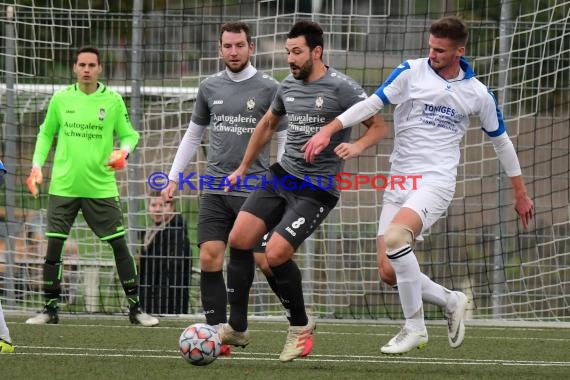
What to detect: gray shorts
<box><xmin>47</xmin><ymin>195</ymin><xmax>126</xmax><ymax>240</ymax></box>
<box><xmin>197</xmin><ymin>193</ymin><xmax>267</xmax><ymax>251</ymax></box>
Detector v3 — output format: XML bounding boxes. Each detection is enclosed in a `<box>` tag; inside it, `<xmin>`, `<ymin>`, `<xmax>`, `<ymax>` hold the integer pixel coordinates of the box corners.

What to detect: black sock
<box><xmin>264</xmin><ymin>274</ymin><xmax>291</xmax><ymax>322</ymax></box>
<box><xmin>43</xmin><ymin>237</ymin><xmax>66</xmax><ymax>307</ymax></box>
<box><xmin>270</xmin><ymin>260</ymin><xmax>307</xmax><ymax>326</ymax></box>
<box><xmin>227</xmin><ymin>247</ymin><xmax>254</xmax><ymax>332</ymax></box>
<box><xmin>200</xmin><ymin>270</ymin><xmax>227</xmax><ymax>325</ymax></box>
<box><xmin>109</xmin><ymin>237</ymin><xmax>139</xmax><ymax>308</ymax></box>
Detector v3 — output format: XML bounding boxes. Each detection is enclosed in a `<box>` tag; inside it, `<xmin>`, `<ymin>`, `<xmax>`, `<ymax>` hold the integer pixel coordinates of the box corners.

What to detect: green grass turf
<box><xmin>2</xmin><ymin>315</ymin><xmax>569</xmax><ymax>380</ymax></box>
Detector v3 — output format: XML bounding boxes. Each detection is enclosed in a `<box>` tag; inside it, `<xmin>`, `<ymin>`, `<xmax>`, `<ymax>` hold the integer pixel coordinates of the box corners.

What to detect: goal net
<box><xmin>1</xmin><ymin>0</ymin><xmax>568</xmax><ymax>323</ymax></box>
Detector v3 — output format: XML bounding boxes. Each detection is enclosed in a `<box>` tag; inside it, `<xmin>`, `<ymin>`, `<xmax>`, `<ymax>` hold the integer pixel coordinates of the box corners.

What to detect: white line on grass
<box><xmin>11</xmin><ymin>347</ymin><xmax>570</xmax><ymax>367</ymax></box>
<box><xmin>14</xmin><ymin>322</ymin><xmax>570</xmax><ymax>342</ymax></box>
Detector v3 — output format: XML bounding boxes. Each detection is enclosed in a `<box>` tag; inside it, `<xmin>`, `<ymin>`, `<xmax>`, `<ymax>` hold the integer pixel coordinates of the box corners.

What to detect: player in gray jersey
<box><xmin>219</xmin><ymin>20</ymin><xmax>387</xmax><ymax>362</ymax></box>
<box><xmin>162</xmin><ymin>22</ymin><xmax>287</xmax><ymax>356</ymax></box>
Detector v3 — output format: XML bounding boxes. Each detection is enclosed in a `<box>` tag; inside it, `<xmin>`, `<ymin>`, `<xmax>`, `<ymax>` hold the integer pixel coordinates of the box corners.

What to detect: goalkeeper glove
<box><xmin>107</xmin><ymin>149</ymin><xmax>129</xmax><ymax>170</ymax></box>
<box><xmin>26</xmin><ymin>165</ymin><xmax>43</xmax><ymax>198</ymax></box>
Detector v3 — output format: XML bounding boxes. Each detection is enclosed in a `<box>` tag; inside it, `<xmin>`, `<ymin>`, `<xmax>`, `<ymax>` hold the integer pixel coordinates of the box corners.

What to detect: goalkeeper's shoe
<box><xmin>0</xmin><ymin>338</ymin><xmax>14</xmax><ymax>353</ymax></box>
<box><xmin>279</xmin><ymin>316</ymin><xmax>316</xmax><ymax>362</ymax></box>
<box><xmin>25</xmin><ymin>305</ymin><xmax>59</xmax><ymax>325</ymax></box>
<box><xmin>445</xmin><ymin>291</ymin><xmax>469</xmax><ymax>348</ymax></box>
<box><xmin>380</xmin><ymin>326</ymin><xmax>428</xmax><ymax>355</ymax></box>
<box><xmin>128</xmin><ymin>305</ymin><xmax>159</xmax><ymax>327</ymax></box>
<box><xmin>218</xmin><ymin>323</ymin><xmax>250</xmax><ymax>348</ymax></box>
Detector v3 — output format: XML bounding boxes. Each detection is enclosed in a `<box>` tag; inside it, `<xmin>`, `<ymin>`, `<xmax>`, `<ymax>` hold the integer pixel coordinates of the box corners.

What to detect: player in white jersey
<box><xmin>304</xmin><ymin>16</ymin><xmax>534</xmax><ymax>354</ymax></box>
<box><xmin>162</xmin><ymin>22</ymin><xmax>287</xmax><ymax>357</ymax></box>
<box><xmin>0</xmin><ymin>160</ymin><xmax>14</xmax><ymax>353</ymax></box>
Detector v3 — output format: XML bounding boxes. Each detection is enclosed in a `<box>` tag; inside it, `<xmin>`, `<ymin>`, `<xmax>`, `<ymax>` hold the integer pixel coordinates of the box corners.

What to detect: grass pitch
<box><xmin>2</xmin><ymin>315</ymin><xmax>569</xmax><ymax>380</ymax></box>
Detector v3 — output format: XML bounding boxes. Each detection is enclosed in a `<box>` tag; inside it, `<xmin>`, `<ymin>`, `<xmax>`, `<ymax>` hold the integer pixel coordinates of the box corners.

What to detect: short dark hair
<box><xmin>219</xmin><ymin>22</ymin><xmax>252</xmax><ymax>45</ymax></box>
<box><xmin>148</xmin><ymin>190</ymin><xmax>162</xmax><ymax>198</ymax></box>
<box><xmin>287</xmin><ymin>20</ymin><xmax>324</xmax><ymax>52</ymax></box>
<box><xmin>429</xmin><ymin>16</ymin><xmax>468</xmax><ymax>46</ymax></box>
<box><xmin>148</xmin><ymin>190</ymin><xmax>174</xmax><ymax>208</ymax></box>
<box><xmin>75</xmin><ymin>46</ymin><xmax>100</xmax><ymax>64</ymax></box>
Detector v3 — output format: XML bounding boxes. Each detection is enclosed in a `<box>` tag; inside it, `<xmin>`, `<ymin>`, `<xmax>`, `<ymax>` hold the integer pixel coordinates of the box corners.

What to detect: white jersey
<box><xmin>375</xmin><ymin>57</ymin><xmax>506</xmax><ymax>185</ymax></box>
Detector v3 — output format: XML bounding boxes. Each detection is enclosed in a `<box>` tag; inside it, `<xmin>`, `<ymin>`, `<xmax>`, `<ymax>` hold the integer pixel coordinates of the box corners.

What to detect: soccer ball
<box><xmin>179</xmin><ymin>323</ymin><xmax>221</xmax><ymax>366</ymax></box>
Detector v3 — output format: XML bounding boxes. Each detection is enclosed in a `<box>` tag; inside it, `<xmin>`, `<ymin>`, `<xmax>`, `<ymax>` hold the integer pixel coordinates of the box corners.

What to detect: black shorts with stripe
<box><xmin>46</xmin><ymin>195</ymin><xmax>126</xmax><ymax>241</ymax></box>
<box><xmin>240</xmin><ymin>163</ymin><xmax>338</xmax><ymax>250</ymax></box>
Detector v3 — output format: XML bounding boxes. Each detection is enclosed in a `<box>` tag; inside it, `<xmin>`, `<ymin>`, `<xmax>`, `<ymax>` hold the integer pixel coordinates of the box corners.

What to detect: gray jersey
<box><xmin>192</xmin><ymin>70</ymin><xmax>285</xmax><ymax>196</ymax></box>
<box><xmin>272</xmin><ymin>67</ymin><xmax>367</xmax><ymax>196</ymax></box>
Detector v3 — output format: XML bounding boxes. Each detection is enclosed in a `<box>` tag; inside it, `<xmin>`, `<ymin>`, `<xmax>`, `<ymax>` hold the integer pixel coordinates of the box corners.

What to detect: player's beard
<box><xmin>291</xmin><ymin>59</ymin><xmax>313</xmax><ymax>81</ymax></box>
<box><xmin>430</xmin><ymin>60</ymin><xmax>447</xmax><ymax>72</ymax></box>
<box><xmin>430</xmin><ymin>56</ymin><xmax>459</xmax><ymax>77</ymax></box>
<box><xmin>226</xmin><ymin>59</ymin><xmax>249</xmax><ymax>73</ymax></box>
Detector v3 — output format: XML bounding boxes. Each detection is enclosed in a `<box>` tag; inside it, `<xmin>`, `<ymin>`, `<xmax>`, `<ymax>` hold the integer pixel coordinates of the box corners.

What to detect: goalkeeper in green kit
<box><xmin>25</xmin><ymin>46</ymin><xmax>158</xmax><ymax>327</ymax></box>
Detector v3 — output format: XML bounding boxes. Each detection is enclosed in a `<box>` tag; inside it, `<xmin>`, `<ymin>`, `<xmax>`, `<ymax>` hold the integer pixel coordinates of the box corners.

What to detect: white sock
<box><xmin>420</xmin><ymin>273</ymin><xmax>451</xmax><ymax>308</ymax></box>
<box><xmin>0</xmin><ymin>301</ymin><xmax>11</xmax><ymax>343</ymax></box>
<box><xmin>388</xmin><ymin>245</ymin><xmax>425</xmax><ymax>332</ymax></box>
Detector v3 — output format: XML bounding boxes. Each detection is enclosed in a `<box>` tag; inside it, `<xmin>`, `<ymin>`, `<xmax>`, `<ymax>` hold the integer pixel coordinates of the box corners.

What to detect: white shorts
<box><xmin>377</xmin><ymin>180</ymin><xmax>454</xmax><ymax>238</ymax></box>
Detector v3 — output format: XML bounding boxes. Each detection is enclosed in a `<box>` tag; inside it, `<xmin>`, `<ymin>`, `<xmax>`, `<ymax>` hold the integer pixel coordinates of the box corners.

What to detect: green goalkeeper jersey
<box><xmin>32</xmin><ymin>83</ymin><xmax>139</xmax><ymax>198</ymax></box>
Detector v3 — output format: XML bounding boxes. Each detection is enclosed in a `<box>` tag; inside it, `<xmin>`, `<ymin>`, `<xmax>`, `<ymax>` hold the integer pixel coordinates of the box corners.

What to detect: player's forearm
<box><xmin>34</xmin><ymin>98</ymin><xmax>59</xmax><ymax>166</ymax></box>
<box><xmin>337</xmin><ymin>94</ymin><xmax>384</xmax><ymax>129</ymax></box>
<box><xmin>168</xmin><ymin>122</ymin><xmax>206</xmax><ymax>180</ymax></box>
<box><xmin>351</xmin><ymin>114</ymin><xmax>388</xmax><ymax>153</ymax></box>
<box><xmin>118</xmin><ymin>129</ymin><xmax>140</xmax><ymax>153</ymax></box>
<box><xmin>490</xmin><ymin>133</ymin><xmax>522</xmax><ymax>177</ymax></box>
<box><xmin>275</xmin><ymin>129</ymin><xmax>287</xmax><ymax>162</ymax></box>
<box><xmin>32</xmin><ymin>129</ymin><xmax>55</xmax><ymax>166</ymax></box>
<box><xmin>318</xmin><ymin>118</ymin><xmax>343</xmax><ymax>139</ymax></box>
<box><xmin>509</xmin><ymin>175</ymin><xmax>529</xmax><ymax>198</ymax></box>
<box><xmin>116</xmin><ymin>99</ymin><xmax>140</xmax><ymax>151</ymax></box>
<box><xmin>238</xmin><ymin>111</ymin><xmax>279</xmax><ymax>172</ymax></box>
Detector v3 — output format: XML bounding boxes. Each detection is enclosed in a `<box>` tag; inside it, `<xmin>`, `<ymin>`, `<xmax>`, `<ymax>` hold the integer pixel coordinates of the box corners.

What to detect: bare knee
<box><xmin>383</xmin><ymin>223</ymin><xmax>414</xmax><ymax>252</ymax></box>
<box><xmin>228</xmin><ymin>225</ymin><xmax>258</xmax><ymax>249</ymax></box>
<box><xmin>227</xmin><ymin>228</ymin><xmax>243</xmax><ymax>249</ymax></box>
<box><xmin>254</xmin><ymin>252</ymin><xmax>272</xmax><ymax>277</ymax></box>
<box><xmin>228</xmin><ymin>212</ymin><xmax>265</xmax><ymax>249</ymax></box>
<box><xmin>377</xmin><ymin>240</ymin><xmax>397</xmax><ymax>286</ymax></box>
<box><xmin>265</xmin><ymin>234</ymin><xmax>294</xmax><ymax>267</ymax></box>
<box><xmin>199</xmin><ymin>241</ymin><xmax>225</xmax><ymax>271</ymax></box>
